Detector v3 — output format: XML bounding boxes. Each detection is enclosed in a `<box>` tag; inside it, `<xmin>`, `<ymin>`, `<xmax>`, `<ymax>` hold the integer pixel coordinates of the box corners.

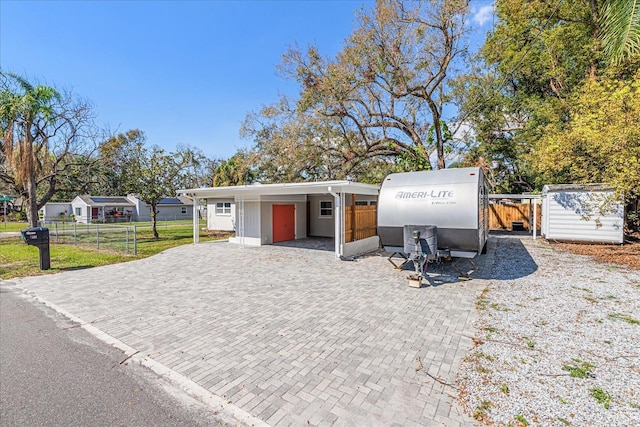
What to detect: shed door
<box><xmin>91</xmin><ymin>207</ymin><xmax>99</xmax><ymax>220</ymax></box>
<box><xmin>273</xmin><ymin>204</ymin><xmax>295</xmax><ymax>243</ymax></box>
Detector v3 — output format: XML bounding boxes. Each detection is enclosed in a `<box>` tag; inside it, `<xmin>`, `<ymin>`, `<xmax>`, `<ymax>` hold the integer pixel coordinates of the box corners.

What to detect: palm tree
<box><xmin>599</xmin><ymin>0</ymin><xmax>640</xmax><ymax>65</ymax></box>
<box><xmin>0</xmin><ymin>72</ymin><xmax>60</xmax><ymax>226</ymax></box>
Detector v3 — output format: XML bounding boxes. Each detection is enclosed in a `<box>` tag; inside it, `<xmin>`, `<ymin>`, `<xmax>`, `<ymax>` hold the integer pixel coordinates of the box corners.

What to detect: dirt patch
<box><xmin>551</xmin><ymin>233</ymin><xmax>640</xmax><ymax>270</ymax></box>
<box><xmin>204</xmin><ymin>230</ymin><xmax>234</xmax><ymax>240</ymax></box>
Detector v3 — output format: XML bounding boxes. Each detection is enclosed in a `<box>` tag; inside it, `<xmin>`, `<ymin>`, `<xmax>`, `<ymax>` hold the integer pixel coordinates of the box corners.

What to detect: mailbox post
<box><xmin>21</xmin><ymin>227</ymin><xmax>51</xmax><ymax>270</ymax></box>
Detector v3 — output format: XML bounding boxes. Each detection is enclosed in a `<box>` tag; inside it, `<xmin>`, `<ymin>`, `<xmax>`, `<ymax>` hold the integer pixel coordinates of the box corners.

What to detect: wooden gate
<box><xmin>345</xmin><ymin>205</ymin><xmax>377</xmax><ymax>242</ymax></box>
<box><xmin>489</xmin><ymin>203</ymin><xmax>541</xmax><ymax>230</ymax></box>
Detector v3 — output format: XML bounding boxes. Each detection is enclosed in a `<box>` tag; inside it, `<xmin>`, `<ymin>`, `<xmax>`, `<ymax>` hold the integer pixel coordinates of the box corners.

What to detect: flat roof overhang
<box><xmin>178</xmin><ymin>180</ymin><xmax>380</xmax><ymax>198</ymax></box>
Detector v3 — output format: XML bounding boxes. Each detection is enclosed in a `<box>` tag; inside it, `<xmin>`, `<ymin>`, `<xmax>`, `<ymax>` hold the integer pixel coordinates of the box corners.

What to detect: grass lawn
<box><xmin>0</xmin><ymin>221</ymin><xmax>29</xmax><ymax>232</ymax></box>
<box><xmin>0</xmin><ymin>225</ymin><xmax>232</xmax><ymax>280</ymax></box>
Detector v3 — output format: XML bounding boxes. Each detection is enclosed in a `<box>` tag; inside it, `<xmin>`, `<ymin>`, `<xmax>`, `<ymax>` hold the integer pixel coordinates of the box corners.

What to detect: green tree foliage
<box><xmin>174</xmin><ymin>144</ymin><xmax>221</xmax><ymax>189</ymax></box>
<box><xmin>532</xmin><ymin>71</ymin><xmax>640</xmax><ymax>202</ymax></box>
<box><xmin>124</xmin><ymin>142</ymin><xmax>182</xmax><ymax>239</ymax></box>
<box><xmin>459</xmin><ymin>0</ymin><xmax>604</xmax><ymax>193</ymax></box>
<box><xmin>213</xmin><ymin>150</ymin><xmax>257</xmax><ymax>187</ymax></box>
<box><xmin>94</xmin><ymin>132</ymin><xmax>219</xmax><ymax>195</ymax></box>
<box><xmin>101</xmin><ymin>130</ymin><xmax>187</xmax><ymax>238</ymax></box>
<box><xmin>457</xmin><ymin>0</ymin><xmax>639</xmax><ymax>194</ymax></box>
<box><xmin>599</xmin><ymin>0</ymin><xmax>640</xmax><ymax>65</ymax></box>
<box><xmin>0</xmin><ymin>72</ymin><xmax>97</xmax><ymax>226</ymax></box>
<box><xmin>96</xmin><ymin>129</ymin><xmax>146</xmax><ymax>196</ymax></box>
<box><xmin>48</xmin><ymin>154</ymin><xmax>104</xmax><ymax>201</ymax></box>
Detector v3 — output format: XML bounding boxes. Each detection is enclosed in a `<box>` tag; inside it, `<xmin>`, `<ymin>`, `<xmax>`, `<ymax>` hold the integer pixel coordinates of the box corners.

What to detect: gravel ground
<box><xmin>458</xmin><ymin>234</ymin><xmax>640</xmax><ymax>426</ymax></box>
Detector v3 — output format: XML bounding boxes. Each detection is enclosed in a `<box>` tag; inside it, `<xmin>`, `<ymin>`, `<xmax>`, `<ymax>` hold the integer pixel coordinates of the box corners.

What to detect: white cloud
<box><xmin>472</xmin><ymin>4</ymin><xmax>495</xmax><ymax>27</ymax></box>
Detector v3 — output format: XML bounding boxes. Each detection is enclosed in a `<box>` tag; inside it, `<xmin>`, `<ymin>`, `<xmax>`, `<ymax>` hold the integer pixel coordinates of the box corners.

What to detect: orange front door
<box><xmin>272</xmin><ymin>204</ymin><xmax>295</xmax><ymax>243</ymax></box>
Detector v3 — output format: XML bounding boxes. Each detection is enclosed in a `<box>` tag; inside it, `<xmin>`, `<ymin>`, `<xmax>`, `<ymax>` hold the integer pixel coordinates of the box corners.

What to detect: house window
<box><xmin>215</xmin><ymin>202</ymin><xmax>232</xmax><ymax>215</ymax></box>
<box><xmin>355</xmin><ymin>201</ymin><xmax>369</xmax><ymax>206</ymax></box>
<box><xmin>181</xmin><ymin>207</ymin><xmax>187</xmax><ymax>214</ymax></box>
<box><xmin>75</xmin><ymin>207</ymin><xmax>82</xmax><ymax>216</ymax></box>
<box><xmin>320</xmin><ymin>201</ymin><xmax>333</xmax><ymax>217</ymax></box>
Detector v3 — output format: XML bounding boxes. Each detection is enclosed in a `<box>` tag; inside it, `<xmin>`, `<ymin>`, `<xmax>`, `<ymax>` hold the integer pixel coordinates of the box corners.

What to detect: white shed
<box><xmin>541</xmin><ymin>184</ymin><xmax>624</xmax><ymax>244</ymax></box>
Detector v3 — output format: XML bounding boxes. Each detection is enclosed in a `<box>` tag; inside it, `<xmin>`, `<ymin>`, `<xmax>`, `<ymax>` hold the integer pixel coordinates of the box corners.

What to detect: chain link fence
<box><xmin>42</xmin><ymin>221</ymin><xmax>139</xmax><ymax>255</ymax></box>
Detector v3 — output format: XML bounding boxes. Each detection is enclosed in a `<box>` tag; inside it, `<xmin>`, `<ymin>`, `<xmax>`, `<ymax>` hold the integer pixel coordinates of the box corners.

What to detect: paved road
<box><xmin>0</xmin><ymin>284</ymin><xmax>233</xmax><ymax>427</ymax></box>
<box><xmin>11</xmin><ymin>239</ymin><xmax>495</xmax><ymax>426</ymax></box>
<box><xmin>0</xmin><ymin>231</ymin><xmax>20</xmax><ymax>238</ymax></box>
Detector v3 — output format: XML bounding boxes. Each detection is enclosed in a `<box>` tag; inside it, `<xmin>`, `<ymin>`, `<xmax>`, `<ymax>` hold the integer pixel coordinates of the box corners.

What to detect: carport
<box><xmin>178</xmin><ymin>181</ymin><xmax>380</xmax><ymax>258</ymax></box>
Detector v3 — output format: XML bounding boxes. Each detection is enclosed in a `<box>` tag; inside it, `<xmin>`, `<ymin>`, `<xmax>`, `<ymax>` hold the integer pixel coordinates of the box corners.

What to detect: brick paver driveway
<box><xmin>13</xmin><ymin>240</ymin><xmax>490</xmax><ymax>426</ymax></box>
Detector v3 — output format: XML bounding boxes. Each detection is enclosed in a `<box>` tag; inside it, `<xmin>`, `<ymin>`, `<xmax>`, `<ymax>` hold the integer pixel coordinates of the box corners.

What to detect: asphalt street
<box><xmin>0</xmin><ymin>283</ymin><xmax>232</xmax><ymax>427</ymax></box>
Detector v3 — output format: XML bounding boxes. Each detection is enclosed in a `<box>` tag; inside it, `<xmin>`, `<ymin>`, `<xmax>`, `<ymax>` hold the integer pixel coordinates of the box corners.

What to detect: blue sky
<box><xmin>1</xmin><ymin>0</ymin><xmax>494</xmax><ymax>160</ymax></box>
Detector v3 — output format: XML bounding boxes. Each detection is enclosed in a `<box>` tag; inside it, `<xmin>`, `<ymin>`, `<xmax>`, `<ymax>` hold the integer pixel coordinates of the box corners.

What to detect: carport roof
<box><xmin>178</xmin><ymin>180</ymin><xmax>379</xmax><ymax>198</ymax></box>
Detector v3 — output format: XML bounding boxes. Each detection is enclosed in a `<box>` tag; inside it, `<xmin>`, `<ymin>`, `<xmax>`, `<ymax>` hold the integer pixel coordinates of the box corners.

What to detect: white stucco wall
<box><xmin>260</xmin><ymin>202</ymin><xmax>272</xmax><ymax>244</ymax></box>
<box><xmin>206</xmin><ymin>198</ymin><xmax>235</xmax><ymax>231</ymax></box>
<box><xmin>229</xmin><ymin>200</ymin><xmax>261</xmax><ymax>246</ymax></box>
<box><xmin>308</xmin><ymin>194</ymin><xmax>335</xmax><ymax>237</ymax></box>
<box><xmin>40</xmin><ymin>203</ymin><xmax>72</xmax><ymax>221</ymax></box>
<box><xmin>70</xmin><ymin>198</ymin><xmax>90</xmax><ymax>224</ymax></box>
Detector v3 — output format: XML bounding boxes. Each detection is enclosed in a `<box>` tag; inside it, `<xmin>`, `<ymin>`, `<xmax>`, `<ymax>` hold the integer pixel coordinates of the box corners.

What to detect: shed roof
<box><xmin>156</xmin><ymin>196</ymin><xmax>193</xmax><ymax>205</ymax></box>
<box><xmin>76</xmin><ymin>195</ymin><xmax>135</xmax><ymax>207</ymax></box>
<box><xmin>542</xmin><ymin>183</ymin><xmax>613</xmax><ymax>194</ymax></box>
<box><xmin>178</xmin><ymin>180</ymin><xmax>380</xmax><ymax>198</ymax></box>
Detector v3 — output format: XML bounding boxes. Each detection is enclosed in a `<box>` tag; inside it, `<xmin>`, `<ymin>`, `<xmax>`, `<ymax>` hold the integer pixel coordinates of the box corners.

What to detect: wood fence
<box><xmin>489</xmin><ymin>203</ymin><xmax>541</xmax><ymax>230</ymax></box>
<box><xmin>343</xmin><ymin>203</ymin><xmax>540</xmax><ymax>240</ymax></box>
<box><xmin>345</xmin><ymin>205</ymin><xmax>377</xmax><ymax>242</ymax></box>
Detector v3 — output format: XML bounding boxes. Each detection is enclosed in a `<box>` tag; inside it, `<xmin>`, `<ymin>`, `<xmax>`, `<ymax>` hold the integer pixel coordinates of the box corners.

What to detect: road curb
<box><xmin>10</xmin><ymin>283</ymin><xmax>270</xmax><ymax>427</ymax></box>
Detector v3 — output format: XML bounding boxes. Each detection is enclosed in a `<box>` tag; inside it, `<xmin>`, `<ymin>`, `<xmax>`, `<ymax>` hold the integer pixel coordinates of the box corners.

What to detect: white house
<box><xmin>541</xmin><ymin>184</ymin><xmax>624</xmax><ymax>244</ymax></box>
<box><xmin>178</xmin><ymin>181</ymin><xmax>380</xmax><ymax>258</ymax></box>
<box><xmin>41</xmin><ymin>194</ymin><xmax>194</xmax><ymax>224</ymax></box>
<box><xmin>39</xmin><ymin>202</ymin><xmax>73</xmax><ymax>221</ymax></box>
<box><xmin>71</xmin><ymin>195</ymin><xmax>136</xmax><ymax>223</ymax></box>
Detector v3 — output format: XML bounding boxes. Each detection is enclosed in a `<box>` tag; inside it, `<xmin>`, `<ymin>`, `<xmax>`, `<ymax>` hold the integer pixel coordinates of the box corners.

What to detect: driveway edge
<box><xmin>11</xmin><ymin>284</ymin><xmax>271</xmax><ymax>427</ymax></box>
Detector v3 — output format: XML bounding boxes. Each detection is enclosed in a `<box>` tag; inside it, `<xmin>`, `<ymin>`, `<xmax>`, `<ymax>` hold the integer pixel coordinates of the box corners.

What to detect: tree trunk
<box><xmin>435</xmin><ymin>125</ymin><xmax>446</xmax><ymax>170</ymax></box>
<box><xmin>150</xmin><ymin>203</ymin><xmax>159</xmax><ymax>239</ymax></box>
<box><xmin>26</xmin><ymin>176</ymin><xmax>39</xmax><ymax>227</ymax></box>
<box><xmin>23</xmin><ymin>125</ymin><xmax>39</xmax><ymax>227</ymax></box>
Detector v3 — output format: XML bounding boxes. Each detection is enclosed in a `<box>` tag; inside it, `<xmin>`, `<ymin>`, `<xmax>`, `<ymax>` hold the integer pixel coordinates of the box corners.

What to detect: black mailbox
<box><xmin>21</xmin><ymin>227</ymin><xmax>51</xmax><ymax>270</ymax></box>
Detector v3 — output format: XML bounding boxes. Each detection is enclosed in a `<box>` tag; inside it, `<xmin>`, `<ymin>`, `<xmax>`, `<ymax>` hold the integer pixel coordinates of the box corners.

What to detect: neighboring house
<box><xmin>41</xmin><ymin>195</ymin><xmax>194</xmax><ymax>224</ymax></box>
<box><xmin>39</xmin><ymin>202</ymin><xmax>72</xmax><ymax>221</ymax></box>
<box><xmin>541</xmin><ymin>184</ymin><xmax>624</xmax><ymax>244</ymax></box>
<box><xmin>128</xmin><ymin>196</ymin><xmax>194</xmax><ymax>222</ymax></box>
<box><xmin>71</xmin><ymin>195</ymin><xmax>136</xmax><ymax>223</ymax></box>
<box><xmin>178</xmin><ymin>180</ymin><xmax>380</xmax><ymax>258</ymax></box>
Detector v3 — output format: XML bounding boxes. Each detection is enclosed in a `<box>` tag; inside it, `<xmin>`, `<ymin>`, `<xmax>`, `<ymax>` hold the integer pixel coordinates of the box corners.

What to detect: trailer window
<box><xmin>320</xmin><ymin>201</ymin><xmax>332</xmax><ymax>217</ymax></box>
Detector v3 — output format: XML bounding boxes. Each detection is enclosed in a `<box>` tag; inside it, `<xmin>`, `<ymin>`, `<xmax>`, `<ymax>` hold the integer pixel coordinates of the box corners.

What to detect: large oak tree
<box><xmin>241</xmin><ymin>0</ymin><xmax>469</xmax><ymax>180</ymax></box>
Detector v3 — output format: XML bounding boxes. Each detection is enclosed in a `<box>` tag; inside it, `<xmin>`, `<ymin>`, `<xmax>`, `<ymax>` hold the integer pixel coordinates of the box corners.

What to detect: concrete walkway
<box><xmin>10</xmin><ymin>239</ymin><xmax>494</xmax><ymax>426</ymax></box>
